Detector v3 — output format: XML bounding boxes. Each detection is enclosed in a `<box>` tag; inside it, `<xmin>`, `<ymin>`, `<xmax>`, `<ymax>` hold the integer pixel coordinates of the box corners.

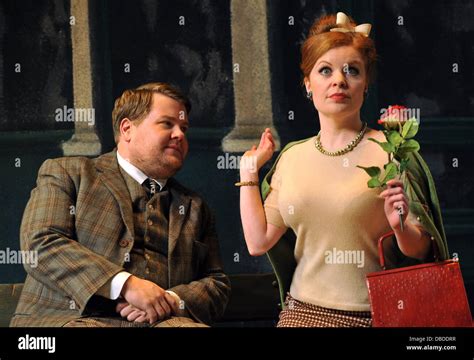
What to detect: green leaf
<box><xmin>380</xmin><ymin>142</ymin><xmax>396</xmax><ymax>153</ymax></box>
<box><xmin>381</xmin><ymin>162</ymin><xmax>398</xmax><ymax>184</ymax></box>
<box><xmin>368</xmin><ymin>138</ymin><xmax>395</xmax><ymax>153</ymax></box>
<box><xmin>397</xmin><ymin>139</ymin><xmax>420</xmax><ymax>157</ymax></box>
<box><xmin>356</xmin><ymin>165</ymin><xmax>381</xmax><ymax>177</ymax></box>
<box><xmin>387</xmin><ymin>131</ymin><xmax>403</xmax><ymax>146</ymax></box>
<box><xmin>367</xmin><ymin>177</ymin><xmax>382</xmax><ymax>188</ymax></box>
<box><xmin>399</xmin><ymin>158</ymin><xmax>410</xmax><ymax>174</ymax></box>
<box><xmin>402</xmin><ymin>119</ymin><xmax>419</xmax><ymax>139</ymax></box>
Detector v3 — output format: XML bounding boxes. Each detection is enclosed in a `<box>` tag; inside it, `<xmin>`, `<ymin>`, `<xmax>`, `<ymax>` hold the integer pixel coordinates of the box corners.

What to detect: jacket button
<box><xmin>119</xmin><ymin>239</ymin><xmax>129</xmax><ymax>248</ymax></box>
<box><xmin>272</xmin><ymin>280</ymin><xmax>278</xmax><ymax>288</ymax></box>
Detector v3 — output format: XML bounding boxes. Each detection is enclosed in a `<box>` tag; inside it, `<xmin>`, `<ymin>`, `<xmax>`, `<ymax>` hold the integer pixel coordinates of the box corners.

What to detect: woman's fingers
<box><xmin>249</xmin><ymin>129</ymin><xmax>275</xmax><ymax>153</ymax></box>
<box><xmin>258</xmin><ymin>130</ymin><xmax>267</xmax><ymax>148</ymax></box>
<box><xmin>267</xmin><ymin>133</ymin><xmax>275</xmax><ymax>147</ymax></box>
<box><xmin>393</xmin><ymin>201</ymin><xmax>408</xmax><ymax>211</ymax></box>
<box><xmin>386</xmin><ymin>193</ymin><xmax>407</xmax><ymax>206</ymax></box>
<box><xmin>265</xmin><ymin>131</ymin><xmax>275</xmax><ymax>148</ymax></box>
<box><xmin>260</xmin><ymin>128</ymin><xmax>274</xmax><ymax>146</ymax></box>
<box><xmin>386</xmin><ymin>194</ymin><xmax>408</xmax><ymax>215</ymax></box>
<box><xmin>387</xmin><ymin>179</ymin><xmax>402</xmax><ymax>186</ymax></box>
<box><xmin>380</xmin><ymin>186</ymin><xmax>405</xmax><ymax>198</ymax></box>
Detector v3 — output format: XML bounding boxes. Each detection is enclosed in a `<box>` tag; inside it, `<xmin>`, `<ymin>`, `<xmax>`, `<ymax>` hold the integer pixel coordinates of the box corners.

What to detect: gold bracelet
<box><xmin>235</xmin><ymin>181</ymin><xmax>259</xmax><ymax>187</ymax></box>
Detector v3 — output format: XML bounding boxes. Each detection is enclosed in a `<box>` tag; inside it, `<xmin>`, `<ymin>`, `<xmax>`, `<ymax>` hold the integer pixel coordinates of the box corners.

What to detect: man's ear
<box><xmin>120</xmin><ymin>118</ymin><xmax>133</xmax><ymax>142</ymax></box>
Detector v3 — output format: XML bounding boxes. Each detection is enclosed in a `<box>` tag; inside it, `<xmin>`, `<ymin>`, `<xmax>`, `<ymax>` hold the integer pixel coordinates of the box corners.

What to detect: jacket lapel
<box><xmin>95</xmin><ymin>150</ymin><xmax>135</xmax><ymax>239</ymax></box>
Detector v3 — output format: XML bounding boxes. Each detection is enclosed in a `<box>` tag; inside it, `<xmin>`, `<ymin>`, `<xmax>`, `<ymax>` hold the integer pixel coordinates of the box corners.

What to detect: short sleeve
<box><xmin>263</xmin><ymin>158</ymin><xmax>287</xmax><ymax>229</ymax></box>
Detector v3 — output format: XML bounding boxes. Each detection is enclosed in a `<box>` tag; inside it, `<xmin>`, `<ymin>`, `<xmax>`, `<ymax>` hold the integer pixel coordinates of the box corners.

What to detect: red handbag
<box><xmin>366</xmin><ymin>231</ymin><xmax>472</xmax><ymax>327</ymax></box>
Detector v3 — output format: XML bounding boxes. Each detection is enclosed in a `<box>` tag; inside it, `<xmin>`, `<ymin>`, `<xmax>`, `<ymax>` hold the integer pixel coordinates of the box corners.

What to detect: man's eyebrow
<box><xmin>158</xmin><ymin>116</ymin><xmax>189</xmax><ymax>126</ymax></box>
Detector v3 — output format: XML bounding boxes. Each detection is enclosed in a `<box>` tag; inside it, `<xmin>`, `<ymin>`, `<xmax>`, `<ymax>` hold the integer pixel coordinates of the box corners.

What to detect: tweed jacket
<box><xmin>261</xmin><ymin>138</ymin><xmax>449</xmax><ymax>306</ymax></box>
<box><xmin>10</xmin><ymin>150</ymin><xmax>230</xmax><ymax>327</ymax></box>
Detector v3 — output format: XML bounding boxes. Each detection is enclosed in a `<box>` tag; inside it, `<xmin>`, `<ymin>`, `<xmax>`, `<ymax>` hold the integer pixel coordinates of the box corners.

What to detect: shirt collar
<box><xmin>116</xmin><ymin>151</ymin><xmax>167</xmax><ymax>191</ymax></box>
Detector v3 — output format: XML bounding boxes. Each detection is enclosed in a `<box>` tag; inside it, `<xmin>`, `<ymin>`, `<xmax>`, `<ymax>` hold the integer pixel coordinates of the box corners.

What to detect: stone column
<box><xmin>62</xmin><ymin>0</ymin><xmax>101</xmax><ymax>156</ymax></box>
<box><xmin>222</xmin><ymin>0</ymin><xmax>280</xmax><ymax>152</ymax></box>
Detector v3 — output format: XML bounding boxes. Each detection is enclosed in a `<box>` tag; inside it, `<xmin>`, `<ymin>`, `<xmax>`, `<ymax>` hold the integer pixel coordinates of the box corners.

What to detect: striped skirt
<box><xmin>277</xmin><ymin>294</ymin><xmax>372</xmax><ymax>328</ymax></box>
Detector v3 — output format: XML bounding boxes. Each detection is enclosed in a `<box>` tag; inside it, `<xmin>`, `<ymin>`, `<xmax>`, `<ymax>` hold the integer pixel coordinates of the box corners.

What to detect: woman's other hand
<box><xmin>240</xmin><ymin>128</ymin><xmax>275</xmax><ymax>175</ymax></box>
<box><xmin>379</xmin><ymin>179</ymin><xmax>409</xmax><ymax>231</ymax></box>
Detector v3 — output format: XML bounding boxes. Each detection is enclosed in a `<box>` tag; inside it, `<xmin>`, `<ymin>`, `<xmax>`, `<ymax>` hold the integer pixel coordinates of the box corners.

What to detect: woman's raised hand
<box><xmin>241</xmin><ymin>128</ymin><xmax>276</xmax><ymax>174</ymax></box>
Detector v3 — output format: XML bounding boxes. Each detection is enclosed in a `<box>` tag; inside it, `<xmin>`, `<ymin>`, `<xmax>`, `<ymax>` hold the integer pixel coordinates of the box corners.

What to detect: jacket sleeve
<box><xmin>168</xmin><ymin>203</ymin><xmax>231</xmax><ymax>325</ymax></box>
<box><xmin>20</xmin><ymin>159</ymin><xmax>125</xmax><ymax>313</ymax></box>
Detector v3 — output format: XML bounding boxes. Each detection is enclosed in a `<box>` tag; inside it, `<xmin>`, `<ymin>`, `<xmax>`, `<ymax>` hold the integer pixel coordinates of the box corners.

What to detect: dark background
<box><xmin>1</xmin><ymin>0</ymin><xmax>473</xmax><ymax>313</ymax></box>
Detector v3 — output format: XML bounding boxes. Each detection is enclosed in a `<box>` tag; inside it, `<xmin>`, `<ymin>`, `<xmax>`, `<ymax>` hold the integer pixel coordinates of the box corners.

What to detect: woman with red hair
<box><xmin>237</xmin><ymin>12</ymin><xmax>447</xmax><ymax>327</ymax></box>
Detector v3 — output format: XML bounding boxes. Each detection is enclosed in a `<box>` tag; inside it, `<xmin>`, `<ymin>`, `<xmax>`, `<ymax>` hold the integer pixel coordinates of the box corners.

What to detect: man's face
<box><xmin>126</xmin><ymin>93</ymin><xmax>189</xmax><ymax>179</ymax></box>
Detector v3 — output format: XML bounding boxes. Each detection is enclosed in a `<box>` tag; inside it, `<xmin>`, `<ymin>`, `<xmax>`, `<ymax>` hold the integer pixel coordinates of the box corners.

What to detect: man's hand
<box><xmin>116</xmin><ymin>300</ymin><xmax>148</xmax><ymax>323</ymax></box>
<box><xmin>120</xmin><ymin>275</ymin><xmax>175</xmax><ymax>324</ymax></box>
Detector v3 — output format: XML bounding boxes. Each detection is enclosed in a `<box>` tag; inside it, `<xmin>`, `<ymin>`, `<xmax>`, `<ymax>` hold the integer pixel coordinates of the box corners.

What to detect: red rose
<box><xmin>378</xmin><ymin>105</ymin><xmax>409</xmax><ymax>129</ymax></box>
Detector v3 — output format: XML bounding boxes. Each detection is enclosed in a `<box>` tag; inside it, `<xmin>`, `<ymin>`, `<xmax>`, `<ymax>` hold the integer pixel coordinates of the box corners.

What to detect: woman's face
<box><xmin>305</xmin><ymin>46</ymin><xmax>367</xmax><ymax>119</ymax></box>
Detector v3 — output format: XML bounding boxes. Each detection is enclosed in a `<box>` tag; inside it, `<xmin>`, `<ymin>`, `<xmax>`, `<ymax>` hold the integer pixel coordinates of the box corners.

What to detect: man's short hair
<box><xmin>112</xmin><ymin>82</ymin><xmax>191</xmax><ymax>143</ymax></box>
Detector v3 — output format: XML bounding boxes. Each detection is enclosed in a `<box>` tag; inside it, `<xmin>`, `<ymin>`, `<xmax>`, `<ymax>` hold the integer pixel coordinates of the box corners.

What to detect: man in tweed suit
<box><xmin>10</xmin><ymin>82</ymin><xmax>230</xmax><ymax>327</ymax></box>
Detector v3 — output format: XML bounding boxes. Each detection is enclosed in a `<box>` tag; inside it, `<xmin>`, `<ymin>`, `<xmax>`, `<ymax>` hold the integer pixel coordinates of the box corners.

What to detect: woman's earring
<box><xmin>306</xmin><ymin>90</ymin><xmax>313</xmax><ymax>100</ymax></box>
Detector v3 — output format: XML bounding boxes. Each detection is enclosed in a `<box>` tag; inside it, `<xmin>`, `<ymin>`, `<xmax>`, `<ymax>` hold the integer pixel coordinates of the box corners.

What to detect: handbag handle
<box><xmin>377</xmin><ymin>230</ymin><xmax>440</xmax><ymax>270</ymax></box>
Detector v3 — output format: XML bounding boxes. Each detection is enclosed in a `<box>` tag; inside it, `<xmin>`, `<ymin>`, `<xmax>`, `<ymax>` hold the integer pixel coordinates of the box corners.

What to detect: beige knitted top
<box><xmin>264</xmin><ymin>129</ymin><xmax>420</xmax><ymax>311</ymax></box>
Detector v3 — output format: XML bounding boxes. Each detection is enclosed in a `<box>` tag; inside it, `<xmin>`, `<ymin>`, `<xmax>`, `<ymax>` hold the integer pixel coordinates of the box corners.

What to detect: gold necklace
<box><xmin>314</xmin><ymin>122</ymin><xmax>368</xmax><ymax>156</ymax></box>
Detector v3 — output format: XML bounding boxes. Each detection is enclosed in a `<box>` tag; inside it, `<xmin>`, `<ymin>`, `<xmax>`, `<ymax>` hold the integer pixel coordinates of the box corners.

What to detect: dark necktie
<box><xmin>143</xmin><ymin>178</ymin><xmax>160</xmax><ymax>197</ymax></box>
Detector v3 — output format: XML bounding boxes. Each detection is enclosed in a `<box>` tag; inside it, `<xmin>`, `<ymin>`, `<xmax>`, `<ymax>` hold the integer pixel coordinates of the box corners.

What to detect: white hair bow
<box><xmin>329</xmin><ymin>12</ymin><xmax>372</xmax><ymax>37</ymax></box>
